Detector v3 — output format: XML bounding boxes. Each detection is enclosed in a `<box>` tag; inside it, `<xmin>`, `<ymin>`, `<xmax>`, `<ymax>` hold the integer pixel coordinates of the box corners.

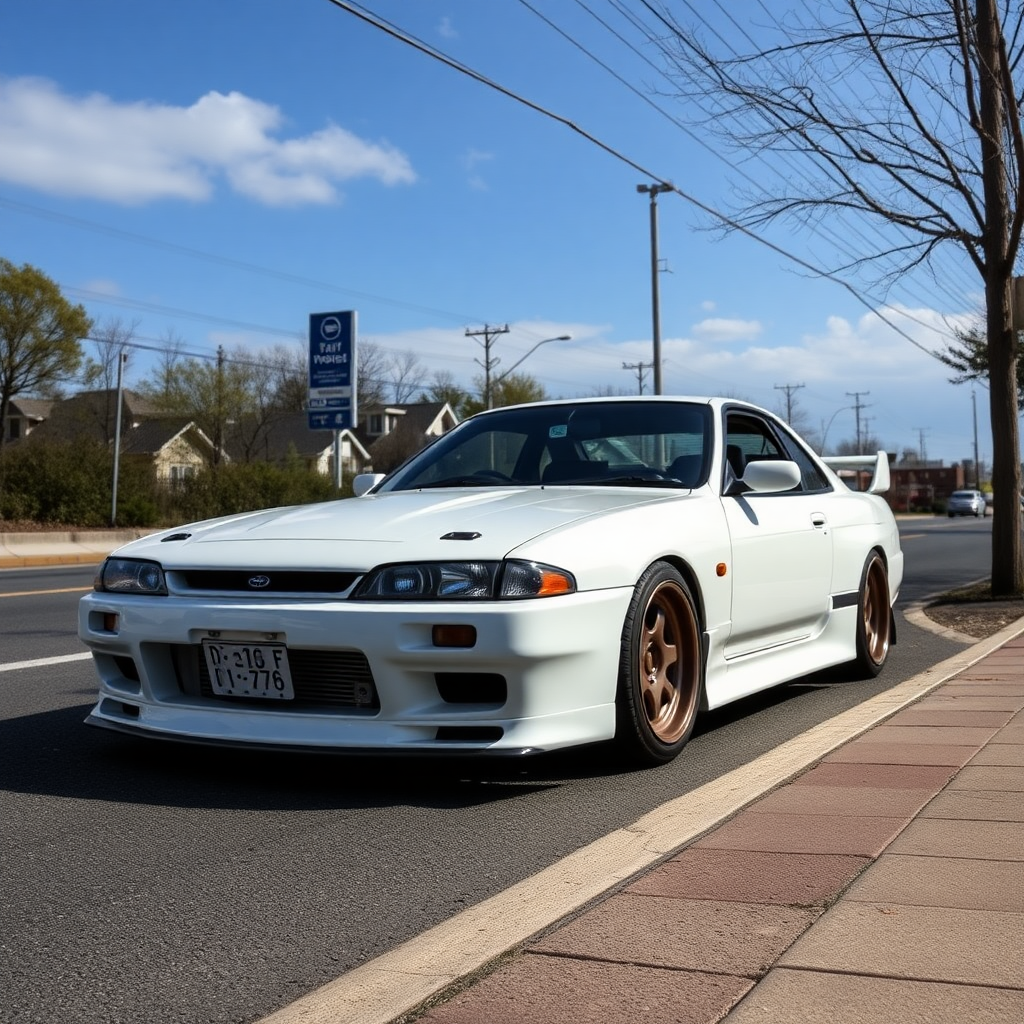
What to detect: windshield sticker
<box><xmin>549</xmin><ymin>425</ymin><xmax>568</xmax><ymax>438</ymax></box>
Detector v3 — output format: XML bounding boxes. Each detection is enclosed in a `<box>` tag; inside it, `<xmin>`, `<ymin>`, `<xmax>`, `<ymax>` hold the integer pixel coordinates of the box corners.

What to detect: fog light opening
<box><xmin>432</xmin><ymin>624</ymin><xmax>477</xmax><ymax>648</ymax></box>
<box><xmin>103</xmin><ymin>612</ymin><xmax>119</xmax><ymax>632</ymax></box>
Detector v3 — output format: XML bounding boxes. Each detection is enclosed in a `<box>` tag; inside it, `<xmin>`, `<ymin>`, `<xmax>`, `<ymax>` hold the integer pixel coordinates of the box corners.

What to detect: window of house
<box><xmin>369</xmin><ymin>414</ymin><xmax>384</xmax><ymax>435</ymax></box>
<box><xmin>169</xmin><ymin>464</ymin><xmax>197</xmax><ymax>488</ymax></box>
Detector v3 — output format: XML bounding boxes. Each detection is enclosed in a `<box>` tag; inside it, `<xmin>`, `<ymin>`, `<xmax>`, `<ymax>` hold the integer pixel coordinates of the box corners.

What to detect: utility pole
<box><xmin>214</xmin><ymin>344</ymin><xmax>225</xmax><ymax>467</ymax></box>
<box><xmin>636</xmin><ymin>183</ymin><xmax>674</xmax><ymax>395</ymax></box>
<box><xmin>972</xmin><ymin>388</ymin><xmax>981</xmax><ymax>488</ymax></box>
<box><xmin>914</xmin><ymin>427</ymin><xmax>929</xmax><ymax>464</ymax></box>
<box><xmin>466</xmin><ymin>324</ymin><xmax>509</xmax><ymax>409</ymax></box>
<box><xmin>110</xmin><ymin>349</ymin><xmax>127</xmax><ymax>527</ymax></box>
<box><xmin>623</xmin><ymin>360</ymin><xmax>653</xmax><ymax>395</ymax></box>
<box><xmin>773</xmin><ymin>382</ymin><xmax>804</xmax><ymax>424</ymax></box>
<box><xmin>846</xmin><ymin>390</ymin><xmax>871</xmax><ymax>453</ymax></box>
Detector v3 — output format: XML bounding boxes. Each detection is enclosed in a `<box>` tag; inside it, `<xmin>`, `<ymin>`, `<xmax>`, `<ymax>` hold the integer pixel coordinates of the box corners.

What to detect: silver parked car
<box><xmin>947</xmin><ymin>489</ymin><xmax>987</xmax><ymax>517</ymax></box>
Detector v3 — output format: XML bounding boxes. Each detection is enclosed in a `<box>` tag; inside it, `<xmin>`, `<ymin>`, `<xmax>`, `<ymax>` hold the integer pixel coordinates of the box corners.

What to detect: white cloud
<box><xmin>691</xmin><ymin>317</ymin><xmax>762</xmax><ymax>343</ymax></box>
<box><xmin>437</xmin><ymin>16</ymin><xmax>458</xmax><ymax>39</ymax></box>
<box><xmin>462</xmin><ymin>148</ymin><xmax>494</xmax><ymax>190</ymax></box>
<box><xmin>0</xmin><ymin>76</ymin><xmax>416</xmax><ymax>206</ymax></box>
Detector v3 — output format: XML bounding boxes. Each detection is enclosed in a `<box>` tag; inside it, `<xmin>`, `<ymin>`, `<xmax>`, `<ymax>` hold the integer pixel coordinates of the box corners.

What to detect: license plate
<box><xmin>202</xmin><ymin>641</ymin><xmax>295</xmax><ymax>700</ymax></box>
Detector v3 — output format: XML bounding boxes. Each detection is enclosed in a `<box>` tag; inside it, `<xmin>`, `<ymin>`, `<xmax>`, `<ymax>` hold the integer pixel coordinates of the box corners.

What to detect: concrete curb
<box><xmin>0</xmin><ymin>530</ymin><xmax>150</xmax><ymax>569</ymax></box>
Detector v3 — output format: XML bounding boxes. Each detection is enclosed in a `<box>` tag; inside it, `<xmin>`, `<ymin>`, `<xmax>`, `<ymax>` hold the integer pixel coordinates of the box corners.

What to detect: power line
<box><xmin>0</xmin><ymin>195</ymin><xmax>488</xmax><ymax>328</ymax></box>
<box><xmin>324</xmin><ymin>0</ymin><xmax>963</xmax><ymax>365</ymax></box>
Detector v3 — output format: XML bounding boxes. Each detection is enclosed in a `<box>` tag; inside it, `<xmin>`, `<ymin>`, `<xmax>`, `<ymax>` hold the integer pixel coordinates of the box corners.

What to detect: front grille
<box><xmin>173</xmin><ymin>645</ymin><xmax>379</xmax><ymax>710</ymax></box>
<box><xmin>175</xmin><ymin>570</ymin><xmax>360</xmax><ymax>594</ymax></box>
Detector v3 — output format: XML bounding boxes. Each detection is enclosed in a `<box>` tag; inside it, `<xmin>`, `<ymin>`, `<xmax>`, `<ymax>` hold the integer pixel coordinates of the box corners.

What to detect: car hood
<box><xmin>114</xmin><ymin>487</ymin><xmax>680</xmax><ymax>569</ymax></box>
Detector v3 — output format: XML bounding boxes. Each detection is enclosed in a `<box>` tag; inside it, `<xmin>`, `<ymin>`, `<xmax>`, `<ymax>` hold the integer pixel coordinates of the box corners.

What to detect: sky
<box><xmin>0</xmin><ymin>0</ymin><xmax>999</xmax><ymax>467</ymax></box>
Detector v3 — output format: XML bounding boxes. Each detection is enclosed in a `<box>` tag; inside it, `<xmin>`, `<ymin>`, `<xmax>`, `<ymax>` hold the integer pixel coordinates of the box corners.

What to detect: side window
<box><xmin>725</xmin><ymin>412</ymin><xmax>832</xmax><ymax>494</ymax></box>
<box><xmin>725</xmin><ymin>414</ymin><xmax>784</xmax><ymax>480</ymax></box>
<box><xmin>776</xmin><ymin>431</ymin><xmax>832</xmax><ymax>493</ymax></box>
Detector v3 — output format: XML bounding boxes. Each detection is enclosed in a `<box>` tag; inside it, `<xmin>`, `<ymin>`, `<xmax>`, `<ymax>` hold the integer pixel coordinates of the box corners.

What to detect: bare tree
<box><xmin>80</xmin><ymin>316</ymin><xmax>140</xmax><ymax>443</ymax></box>
<box><xmin>419</xmin><ymin>369</ymin><xmax>470</xmax><ymax>417</ymax></box>
<box><xmin>358</xmin><ymin>343</ymin><xmax>427</xmax><ymax>407</ymax></box>
<box><xmin>270</xmin><ymin>343</ymin><xmax>308</xmax><ymax>413</ymax></box>
<box><xmin>143</xmin><ymin>329</ymin><xmax>187</xmax><ymax>406</ymax></box>
<box><xmin>657</xmin><ymin>0</ymin><xmax>1024</xmax><ymax>594</ymax></box>
<box><xmin>356</xmin><ymin>341</ymin><xmax>390</xmax><ymax>410</ymax></box>
<box><xmin>387</xmin><ymin>348</ymin><xmax>426</xmax><ymax>403</ymax></box>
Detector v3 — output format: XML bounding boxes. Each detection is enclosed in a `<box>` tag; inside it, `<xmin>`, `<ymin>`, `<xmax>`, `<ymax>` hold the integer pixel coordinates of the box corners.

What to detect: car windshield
<box><xmin>382</xmin><ymin>401</ymin><xmax>713</xmax><ymax>491</ymax></box>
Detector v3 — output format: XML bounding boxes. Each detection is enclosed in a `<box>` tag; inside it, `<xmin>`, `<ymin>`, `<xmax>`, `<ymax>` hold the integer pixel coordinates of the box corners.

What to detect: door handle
<box><xmin>811</xmin><ymin>513</ymin><xmax>827</xmax><ymax>529</ymax></box>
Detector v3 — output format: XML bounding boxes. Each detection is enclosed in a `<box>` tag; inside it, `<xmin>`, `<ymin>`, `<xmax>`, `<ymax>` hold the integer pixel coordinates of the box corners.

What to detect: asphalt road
<box><xmin>0</xmin><ymin>516</ymin><xmax>995</xmax><ymax>1024</ymax></box>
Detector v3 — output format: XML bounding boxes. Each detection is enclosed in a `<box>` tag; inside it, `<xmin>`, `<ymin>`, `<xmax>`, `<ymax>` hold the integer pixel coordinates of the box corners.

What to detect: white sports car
<box><xmin>79</xmin><ymin>397</ymin><xmax>902</xmax><ymax>766</ymax></box>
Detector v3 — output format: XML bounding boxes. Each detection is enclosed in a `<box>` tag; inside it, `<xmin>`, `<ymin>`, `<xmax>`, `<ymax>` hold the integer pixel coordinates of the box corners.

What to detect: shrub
<box><xmin>0</xmin><ymin>438</ymin><xmax>158</xmax><ymax>526</ymax></box>
<box><xmin>0</xmin><ymin>440</ymin><xmax>344</xmax><ymax>527</ymax></box>
<box><xmin>162</xmin><ymin>461</ymin><xmax>346</xmax><ymax>523</ymax></box>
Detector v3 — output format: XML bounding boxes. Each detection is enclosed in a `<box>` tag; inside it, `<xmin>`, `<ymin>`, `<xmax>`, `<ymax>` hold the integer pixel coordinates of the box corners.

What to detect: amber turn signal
<box><xmin>432</xmin><ymin>624</ymin><xmax>477</xmax><ymax>648</ymax></box>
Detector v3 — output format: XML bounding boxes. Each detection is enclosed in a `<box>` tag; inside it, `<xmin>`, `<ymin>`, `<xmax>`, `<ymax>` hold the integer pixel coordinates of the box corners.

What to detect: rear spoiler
<box><xmin>822</xmin><ymin>451</ymin><xmax>891</xmax><ymax>494</ymax></box>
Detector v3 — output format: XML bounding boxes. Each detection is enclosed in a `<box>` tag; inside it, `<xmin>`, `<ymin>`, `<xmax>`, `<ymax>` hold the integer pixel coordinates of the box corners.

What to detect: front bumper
<box><xmin>78</xmin><ymin>587</ymin><xmax>633</xmax><ymax>754</ymax></box>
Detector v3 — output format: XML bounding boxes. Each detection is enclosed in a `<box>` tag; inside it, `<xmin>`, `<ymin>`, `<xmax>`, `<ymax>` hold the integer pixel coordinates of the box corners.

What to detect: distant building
<box><xmin>886</xmin><ymin>462</ymin><xmax>965</xmax><ymax>512</ymax></box>
<box><xmin>7</xmin><ymin>392</ymin><xmax>460</xmax><ymax>483</ymax></box>
<box><xmin>10</xmin><ymin>389</ymin><xmax>218</xmax><ymax>486</ymax></box>
<box><xmin>3</xmin><ymin>398</ymin><xmax>53</xmax><ymax>442</ymax></box>
<box><xmin>355</xmin><ymin>401</ymin><xmax>459</xmax><ymax>474</ymax></box>
<box><xmin>222</xmin><ymin>401</ymin><xmax>459</xmax><ymax>479</ymax></box>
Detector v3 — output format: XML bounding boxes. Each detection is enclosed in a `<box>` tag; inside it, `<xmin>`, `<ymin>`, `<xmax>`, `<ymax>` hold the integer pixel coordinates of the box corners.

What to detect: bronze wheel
<box><xmin>853</xmin><ymin>552</ymin><xmax>891</xmax><ymax>677</ymax></box>
<box><xmin>616</xmin><ymin>563</ymin><xmax>703</xmax><ymax>765</ymax></box>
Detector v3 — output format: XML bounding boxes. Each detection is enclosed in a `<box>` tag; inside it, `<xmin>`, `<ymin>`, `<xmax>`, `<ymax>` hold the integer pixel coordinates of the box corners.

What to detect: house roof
<box><xmin>22</xmin><ymin>389</ymin><xmax>171</xmax><ymax>443</ymax></box>
<box><xmin>355</xmin><ymin>401</ymin><xmax>457</xmax><ymax>452</ymax></box>
<box><xmin>224</xmin><ymin>411</ymin><xmax>371</xmax><ymax>463</ymax></box>
<box><xmin>119</xmin><ymin>417</ymin><xmax>216</xmax><ymax>457</ymax></box>
<box><xmin>6</xmin><ymin>397</ymin><xmax>53</xmax><ymax>421</ymax></box>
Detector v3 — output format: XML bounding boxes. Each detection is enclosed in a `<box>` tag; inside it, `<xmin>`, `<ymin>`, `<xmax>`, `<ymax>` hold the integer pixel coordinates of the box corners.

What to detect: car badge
<box><xmin>248</xmin><ymin>575</ymin><xmax>271</xmax><ymax>589</ymax></box>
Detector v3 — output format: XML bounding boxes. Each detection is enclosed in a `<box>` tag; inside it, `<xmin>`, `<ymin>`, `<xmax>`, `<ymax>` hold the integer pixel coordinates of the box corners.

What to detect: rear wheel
<box><xmin>615</xmin><ymin>563</ymin><xmax>703</xmax><ymax>766</ymax></box>
<box><xmin>851</xmin><ymin>552</ymin><xmax>891</xmax><ymax>678</ymax></box>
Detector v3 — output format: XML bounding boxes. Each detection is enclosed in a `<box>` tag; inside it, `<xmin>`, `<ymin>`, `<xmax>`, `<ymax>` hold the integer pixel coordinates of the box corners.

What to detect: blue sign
<box><xmin>308</xmin><ymin>310</ymin><xmax>357</xmax><ymax>431</ymax></box>
<box><xmin>307</xmin><ymin>409</ymin><xmax>351</xmax><ymax>431</ymax></box>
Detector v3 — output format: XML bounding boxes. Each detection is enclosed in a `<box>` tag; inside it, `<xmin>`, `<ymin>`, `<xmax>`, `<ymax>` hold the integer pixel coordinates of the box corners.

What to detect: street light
<box><xmin>488</xmin><ymin>334</ymin><xmax>572</xmax><ymax>408</ymax></box>
<box><xmin>819</xmin><ymin>406</ymin><xmax>853</xmax><ymax>455</ymax></box>
<box><xmin>637</xmin><ymin>182</ymin><xmax>674</xmax><ymax>395</ymax></box>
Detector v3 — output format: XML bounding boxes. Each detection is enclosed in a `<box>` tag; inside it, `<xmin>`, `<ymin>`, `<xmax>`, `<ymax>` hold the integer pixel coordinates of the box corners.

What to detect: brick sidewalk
<box><xmin>411</xmin><ymin>639</ymin><xmax>1024</xmax><ymax>1024</ymax></box>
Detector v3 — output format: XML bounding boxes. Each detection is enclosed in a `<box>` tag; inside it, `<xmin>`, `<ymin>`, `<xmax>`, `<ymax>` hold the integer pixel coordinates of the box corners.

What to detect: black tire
<box><xmin>850</xmin><ymin>552</ymin><xmax>891</xmax><ymax>678</ymax></box>
<box><xmin>615</xmin><ymin>563</ymin><xmax>703</xmax><ymax>766</ymax></box>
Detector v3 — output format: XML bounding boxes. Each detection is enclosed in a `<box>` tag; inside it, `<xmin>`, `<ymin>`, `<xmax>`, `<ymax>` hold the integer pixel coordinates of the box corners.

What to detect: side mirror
<box><xmin>740</xmin><ymin>459</ymin><xmax>802</xmax><ymax>494</ymax></box>
<box><xmin>353</xmin><ymin>473</ymin><xmax>385</xmax><ymax>497</ymax></box>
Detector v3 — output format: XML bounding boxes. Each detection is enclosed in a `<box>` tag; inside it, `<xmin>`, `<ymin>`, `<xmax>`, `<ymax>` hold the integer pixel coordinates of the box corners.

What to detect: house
<box><xmin>225</xmin><ymin>411</ymin><xmax>373</xmax><ymax>478</ymax></box>
<box><xmin>3</xmin><ymin>397</ymin><xmax>53</xmax><ymax>443</ymax></box>
<box><xmin>355</xmin><ymin>401</ymin><xmax>459</xmax><ymax>474</ymax></box>
<box><xmin>119</xmin><ymin>416</ymin><xmax>218</xmax><ymax>487</ymax></box>
<box><xmin>14</xmin><ymin>389</ymin><xmax>219</xmax><ymax>485</ymax></box>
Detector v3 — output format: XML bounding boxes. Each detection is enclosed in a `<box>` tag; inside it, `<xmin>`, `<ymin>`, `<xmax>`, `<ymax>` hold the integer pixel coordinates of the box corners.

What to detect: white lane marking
<box><xmin>0</xmin><ymin>652</ymin><xmax>93</xmax><ymax>674</ymax></box>
<box><xmin>256</xmin><ymin>618</ymin><xmax>1024</xmax><ymax>1024</ymax></box>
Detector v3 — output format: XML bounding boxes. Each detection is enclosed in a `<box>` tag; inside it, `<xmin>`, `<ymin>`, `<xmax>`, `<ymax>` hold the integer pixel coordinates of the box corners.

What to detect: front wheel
<box><xmin>615</xmin><ymin>563</ymin><xmax>703</xmax><ymax>766</ymax></box>
<box><xmin>850</xmin><ymin>552</ymin><xmax>891</xmax><ymax>678</ymax></box>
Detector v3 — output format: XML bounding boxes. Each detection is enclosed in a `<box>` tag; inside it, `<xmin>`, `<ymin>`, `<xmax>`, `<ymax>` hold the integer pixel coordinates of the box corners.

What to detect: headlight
<box><xmin>351</xmin><ymin>560</ymin><xmax>576</xmax><ymax>600</ymax></box>
<box><xmin>95</xmin><ymin>558</ymin><xmax>168</xmax><ymax>595</ymax></box>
